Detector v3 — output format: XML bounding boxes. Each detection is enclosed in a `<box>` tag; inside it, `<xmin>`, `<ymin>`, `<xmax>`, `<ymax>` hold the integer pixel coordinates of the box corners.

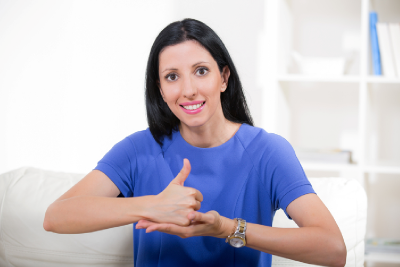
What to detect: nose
<box><xmin>182</xmin><ymin>77</ymin><xmax>197</xmax><ymax>99</ymax></box>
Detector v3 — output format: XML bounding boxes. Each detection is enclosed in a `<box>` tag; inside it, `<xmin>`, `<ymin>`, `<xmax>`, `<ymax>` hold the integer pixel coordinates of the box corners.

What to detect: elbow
<box><xmin>43</xmin><ymin>204</ymin><xmax>55</xmax><ymax>232</ymax></box>
<box><xmin>43</xmin><ymin>216</ymin><xmax>52</xmax><ymax>232</ymax></box>
<box><xmin>43</xmin><ymin>218</ymin><xmax>52</xmax><ymax>232</ymax></box>
<box><xmin>337</xmin><ymin>246</ymin><xmax>347</xmax><ymax>267</ymax></box>
<box><xmin>331</xmin><ymin>240</ymin><xmax>347</xmax><ymax>267</ymax></box>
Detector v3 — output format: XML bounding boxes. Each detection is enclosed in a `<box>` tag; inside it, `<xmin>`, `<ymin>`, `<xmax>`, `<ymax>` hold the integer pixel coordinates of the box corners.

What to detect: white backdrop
<box><xmin>0</xmin><ymin>0</ymin><xmax>264</xmax><ymax>174</ymax></box>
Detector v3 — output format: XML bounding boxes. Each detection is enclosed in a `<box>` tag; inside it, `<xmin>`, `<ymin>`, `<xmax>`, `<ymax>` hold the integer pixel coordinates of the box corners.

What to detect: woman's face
<box><xmin>158</xmin><ymin>40</ymin><xmax>230</xmax><ymax>129</ymax></box>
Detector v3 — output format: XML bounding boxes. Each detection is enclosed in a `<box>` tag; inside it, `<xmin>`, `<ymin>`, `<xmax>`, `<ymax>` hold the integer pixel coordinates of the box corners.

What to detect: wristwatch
<box><xmin>226</xmin><ymin>218</ymin><xmax>247</xmax><ymax>248</ymax></box>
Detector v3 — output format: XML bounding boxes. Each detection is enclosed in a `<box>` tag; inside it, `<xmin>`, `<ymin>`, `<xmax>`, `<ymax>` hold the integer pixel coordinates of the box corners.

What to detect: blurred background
<box><xmin>0</xmin><ymin>0</ymin><xmax>399</xmax><ymax>266</ymax></box>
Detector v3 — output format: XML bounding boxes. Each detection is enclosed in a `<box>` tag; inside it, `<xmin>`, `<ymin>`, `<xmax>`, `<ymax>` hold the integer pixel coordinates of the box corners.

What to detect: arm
<box><xmin>43</xmin><ymin>169</ymin><xmax>150</xmax><ymax>234</ymax></box>
<box><xmin>136</xmin><ymin>193</ymin><xmax>346</xmax><ymax>267</ymax></box>
<box><xmin>44</xmin><ymin>159</ymin><xmax>203</xmax><ymax>234</ymax></box>
<box><xmin>245</xmin><ymin>193</ymin><xmax>346</xmax><ymax>267</ymax></box>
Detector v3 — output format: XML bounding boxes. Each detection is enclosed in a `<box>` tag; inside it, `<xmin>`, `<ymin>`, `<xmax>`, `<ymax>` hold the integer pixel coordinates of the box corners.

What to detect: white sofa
<box><xmin>0</xmin><ymin>167</ymin><xmax>367</xmax><ymax>267</ymax></box>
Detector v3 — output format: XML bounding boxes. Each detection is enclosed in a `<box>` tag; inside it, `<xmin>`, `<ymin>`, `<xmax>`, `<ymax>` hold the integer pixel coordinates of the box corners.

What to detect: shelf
<box><xmin>277</xmin><ymin>75</ymin><xmax>400</xmax><ymax>84</ymax></box>
<box><xmin>365</xmin><ymin>252</ymin><xmax>400</xmax><ymax>264</ymax></box>
<box><xmin>301</xmin><ymin>163</ymin><xmax>400</xmax><ymax>174</ymax></box>
<box><xmin>265</xmin><ymin>0</ymin><xmax>400</xmax><ymax>263</ymax></box>
<box><xmin>277</xmin><ymin>74</ymin><xmax>360</xmax><ymax>83</ymax></box>
<box><xmin>301</xmin><ymin>162</ymin><xmax>358</xmax><ymax>172</ymax></box>
<box><xmin>364</xmin><ymin>165</ymin><xmax>400</xmax><ymax>175</ymax></box>
<box><xmin>366</xmin><ymin>76</ymin><xmax>400</xmax><ymax>84</ymax></box>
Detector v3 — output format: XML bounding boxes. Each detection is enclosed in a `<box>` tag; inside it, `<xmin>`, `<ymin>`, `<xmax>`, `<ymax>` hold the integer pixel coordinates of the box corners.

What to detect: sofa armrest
<box><xmin>0</xmin><ymin>167</ymin><xmax>133</xmax><ymax>267</ymax></box>
<box><xmin>272</xmin><ymin>177</ymin><xmax>367</xmax><ymax>267</ymax></box>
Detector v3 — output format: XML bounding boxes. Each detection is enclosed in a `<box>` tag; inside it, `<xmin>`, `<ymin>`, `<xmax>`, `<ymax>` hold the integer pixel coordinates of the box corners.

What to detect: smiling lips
<box><xmin>179</xmin><ymin>100</ymin><xmax>206</xmax><ymax>114</ymax></box>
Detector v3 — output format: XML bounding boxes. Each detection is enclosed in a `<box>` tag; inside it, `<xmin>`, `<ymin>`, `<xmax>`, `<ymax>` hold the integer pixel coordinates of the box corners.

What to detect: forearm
<box><xmin>245</xmin><ymin>222</ymin><xmax>346</xmax><ymax>267</ymax></box>
<box><xmin>44</xmin><ymin>195</ymin><xmax>153</xmax><ymax>234</ymax></box>
<box><xmin>136</xmin><ymin>211</ymin><xmax>344</xmax><ymax>267</ymax></box>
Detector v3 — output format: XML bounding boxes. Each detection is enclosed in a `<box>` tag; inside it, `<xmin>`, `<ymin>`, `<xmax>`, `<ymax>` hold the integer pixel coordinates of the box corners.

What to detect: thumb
<box><xmin>171</xmin><ymin>158</ymin><xmax>191</xmax><ymax>186</ymax></box>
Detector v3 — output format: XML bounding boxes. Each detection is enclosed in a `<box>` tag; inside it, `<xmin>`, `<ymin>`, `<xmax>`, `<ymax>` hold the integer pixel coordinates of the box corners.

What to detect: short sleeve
<box><xmin>263</xmin><ymin>134</ymin><xmax>315</xmax><ymax>219</ymax></box>
<box><xmin>94</xmin><ymin>137</ymin><xmax>137</xmax><ymax>197</ymax></box>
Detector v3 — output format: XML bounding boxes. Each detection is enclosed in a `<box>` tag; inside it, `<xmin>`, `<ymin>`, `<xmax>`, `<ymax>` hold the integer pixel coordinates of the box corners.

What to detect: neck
<box><xmin>179</xmin><ymin>118</ymin><xmax>241</xmax><ymax>148</ymax></box>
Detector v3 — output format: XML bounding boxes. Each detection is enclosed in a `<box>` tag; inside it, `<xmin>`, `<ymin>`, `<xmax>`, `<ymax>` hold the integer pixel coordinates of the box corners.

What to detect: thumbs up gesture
<box><xmin>170</xmin><ymin>158</ymin><xmax>192</xmax><ymax>186</ymax></box>
<box><xmin>145</xmin><ymin>159</ymin><xmax>203</xmax><ymax>226</ymax></box>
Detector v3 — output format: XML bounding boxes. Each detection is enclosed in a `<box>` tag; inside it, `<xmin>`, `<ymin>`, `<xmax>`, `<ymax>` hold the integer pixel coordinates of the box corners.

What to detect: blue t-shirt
<box><xmin>94</xmin><ymin>124</ymin><xmax>315</xmax><ymax>267</ymax></box>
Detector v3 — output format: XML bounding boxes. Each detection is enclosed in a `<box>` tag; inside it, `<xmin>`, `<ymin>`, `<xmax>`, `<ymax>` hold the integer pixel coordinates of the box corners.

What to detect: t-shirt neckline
<box><xmin>176</xmin><ymin>123</ymin><xmax>246</xmax><ymax>151</ymax></box>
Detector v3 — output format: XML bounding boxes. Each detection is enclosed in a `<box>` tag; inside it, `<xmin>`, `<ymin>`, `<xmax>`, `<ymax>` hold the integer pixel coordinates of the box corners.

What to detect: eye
<box><xmin>196</xmin><ymin>67</ymin><xmax>209</xmax><ymax>76</ymax></box>
<box><xmin>166</xmin><ymin>73</ymin><xmax>178</xmax><ymax>81</ymax></box>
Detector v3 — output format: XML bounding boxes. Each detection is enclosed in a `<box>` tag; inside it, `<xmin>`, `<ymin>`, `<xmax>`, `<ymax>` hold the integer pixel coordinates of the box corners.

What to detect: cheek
<box><xmin>199</xmin><ymin>77</ymin><xmax>222</xmax><ymax>98</ymax></box>
<box><xmin>160</xmin><ymin>84</ymin><xmax>180</xmax><ymax>102</ymax></box>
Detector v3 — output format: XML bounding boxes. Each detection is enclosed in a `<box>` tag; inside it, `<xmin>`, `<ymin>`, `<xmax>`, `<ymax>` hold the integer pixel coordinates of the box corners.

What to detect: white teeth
<box><xmin>183</xmin><ymin>102</ymin><xmax>204</xmax><ymax>110</ymax></box>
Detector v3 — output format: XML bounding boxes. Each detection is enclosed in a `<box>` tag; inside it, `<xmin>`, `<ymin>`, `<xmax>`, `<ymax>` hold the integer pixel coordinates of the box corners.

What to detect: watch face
<box><xmin>229</xmin><ymin>237</ymin><xmax>244</xmax><ymax>248</ymax></box>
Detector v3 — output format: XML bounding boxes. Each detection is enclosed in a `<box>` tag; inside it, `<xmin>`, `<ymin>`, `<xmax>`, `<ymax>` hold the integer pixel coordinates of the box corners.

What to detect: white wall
<box><xmin>0</xmin><ymin>0</ymin><xmax>173</xmax><ymax>174</ymax></box>
<box><xmin>0</xmin><ymin>0</ymin><xmax>264</xmax><ymax>174</ymax></box>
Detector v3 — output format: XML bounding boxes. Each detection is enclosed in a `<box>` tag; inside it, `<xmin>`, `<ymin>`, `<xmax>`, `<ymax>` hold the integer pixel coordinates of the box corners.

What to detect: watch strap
<box><xmin>237</xmin><ymin>218</ymin><xmax>246</xmax><ymax>234</ymax></box>
<box><xmin>225</xmin><ymin>218</ymin><xmax>238</xmax><ymax>243</ymax></box>
<box><xmin>225</xmin><ymin>218</ymin><xmax>247</xmax><ymax>245</ymax></box>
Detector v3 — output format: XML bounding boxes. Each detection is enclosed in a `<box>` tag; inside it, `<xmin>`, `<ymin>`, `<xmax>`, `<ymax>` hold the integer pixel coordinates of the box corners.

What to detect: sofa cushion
<box><xmin>0</xmin><ymin>168</ymin><xmax>366</xmax><ymax>267</ymax></box>
<box><xmin>0</xmin><ymin>167</ymin><xmax>133</xmax><ymax>267</ymax></box>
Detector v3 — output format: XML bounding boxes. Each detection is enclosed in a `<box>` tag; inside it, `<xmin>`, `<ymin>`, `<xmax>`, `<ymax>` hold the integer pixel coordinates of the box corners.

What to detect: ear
<box><xmin>221</xmin><ymin>66</ymin><xmax>230</xmax><ymax>92</ymax></box>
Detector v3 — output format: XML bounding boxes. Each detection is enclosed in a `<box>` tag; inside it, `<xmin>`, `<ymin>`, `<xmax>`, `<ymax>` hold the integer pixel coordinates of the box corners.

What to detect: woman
<box><xmin>44</xmin><ymin>19</ymin><xmax>346</xmax><ymax>267</ymax></box>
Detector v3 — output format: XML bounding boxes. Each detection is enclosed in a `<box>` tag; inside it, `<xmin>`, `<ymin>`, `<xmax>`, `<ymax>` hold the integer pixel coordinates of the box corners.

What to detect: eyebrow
<box><xmin>161</xmin><ymin>61</ymin><xmax>210</xmax><ymax>74</ymax></box>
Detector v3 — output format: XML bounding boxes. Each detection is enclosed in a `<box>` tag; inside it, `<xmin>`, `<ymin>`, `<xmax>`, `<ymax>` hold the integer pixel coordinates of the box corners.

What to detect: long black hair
<box><xmin>145</xmin><ymin>18</ymin><xmax>253</xmax><ymax>146</ymax></box>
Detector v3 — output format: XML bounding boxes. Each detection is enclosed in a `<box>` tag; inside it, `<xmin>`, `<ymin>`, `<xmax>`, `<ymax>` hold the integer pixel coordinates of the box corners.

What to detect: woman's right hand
<box><xmin>145</xmin><ymin>158</ymin><xmax>203</xmax><ymax>226</ymax></box>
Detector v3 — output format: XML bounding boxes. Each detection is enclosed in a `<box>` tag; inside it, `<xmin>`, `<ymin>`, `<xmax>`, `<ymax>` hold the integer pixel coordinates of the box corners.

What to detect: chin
<box><xmin>180</xmin><ymin>118</ymin><xmax>208</xmax><ymax>128</ymax></box>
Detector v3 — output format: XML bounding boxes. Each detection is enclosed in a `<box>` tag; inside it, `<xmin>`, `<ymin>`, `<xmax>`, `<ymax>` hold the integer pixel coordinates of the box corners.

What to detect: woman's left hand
<box><xmin>136</xmin><ymin>210</ymin><xmax>232</xmax><ymax>239</ymax></box>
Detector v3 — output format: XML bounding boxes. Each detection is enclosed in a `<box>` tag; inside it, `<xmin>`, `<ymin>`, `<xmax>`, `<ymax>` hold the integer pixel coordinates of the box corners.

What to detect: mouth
<box><xmin>180</xmin><ymin>101</ymin><xmax>206</xmax><ymax>110</ymax></box>
<box><xmin>179</xmin><ymin>101</ymin><xmax>206</xmax><ymax>114</ymax></box>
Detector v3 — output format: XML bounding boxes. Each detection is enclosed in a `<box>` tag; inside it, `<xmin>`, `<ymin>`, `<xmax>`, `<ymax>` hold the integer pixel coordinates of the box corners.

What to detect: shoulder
<box><xmin>125</xmin><ymin>128</ymin><xmax>163</xmax><ymax>156</ymax></box>
<box><xmin>235</xmin><ymin>124</ymin><xmax>298</xmax><ymax>172</ymax></box>
<box><xmin>236</xmin><ymin>124</ymin><xmax>293</xmax><ymax>154</ymax></box>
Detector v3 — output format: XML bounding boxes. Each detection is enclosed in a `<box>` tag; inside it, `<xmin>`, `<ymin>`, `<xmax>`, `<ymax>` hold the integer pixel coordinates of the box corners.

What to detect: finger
<box><xmin>170</xmin><ymin>158</ymin><xmax>191</xmax><ymax>186</ymax></box>
<box><xmin>136</xmin><ymin>220</ymin><xmax>156</xmax><ymax>229</ymax></box>
<box><xmin>194</xmin><ymin>200</ymin><xmax>201</xmax><ymax>211</ymax></box>
<box><xmin>146</xmin><ymin>223</ymin><xmax>174</xmax><ymax>233</ymax></box>
<box><xmin>138</xmin><ymin>217</ymin><xmax>190</xmax><ymax>228</ymax></box>
<box><xmin>188</xmin><ymin>211</ymin><xmax>203</xmax><ymax>222</ymax></box>
<box><xmin>188</xmin><ymin>211</ymin><xmax>196</xmax><ymax>221</ymax></box>
<box><xmin>137</xmin><ymin>219</ymin><xmax>153</xmax><ymax>225</ymax></box>
<box><xmin>189</xmin><ymin>211</ymin><xmax>215</xmax><ymax>224</ymax></box>
<box><xmin>146</xmin><ymin>223</ymin><xmax>191</xmax><ymax>237</ymax></box>
<box><xmin>194</xmin><ymin>189</ymin><xmax>203</xmax><ymax>202</ymax></box>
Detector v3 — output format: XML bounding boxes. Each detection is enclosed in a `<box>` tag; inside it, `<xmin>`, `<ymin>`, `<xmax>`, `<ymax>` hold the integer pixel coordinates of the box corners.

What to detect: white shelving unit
<box><xmin>262</xmin><ymin>0</ymin><xmax>400</xmax><ymax>266</ymax></box>
<box><xmin>365</xmin><ymin>252</ymin><xmax>400</xmax><ymax>264</ymax></box>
